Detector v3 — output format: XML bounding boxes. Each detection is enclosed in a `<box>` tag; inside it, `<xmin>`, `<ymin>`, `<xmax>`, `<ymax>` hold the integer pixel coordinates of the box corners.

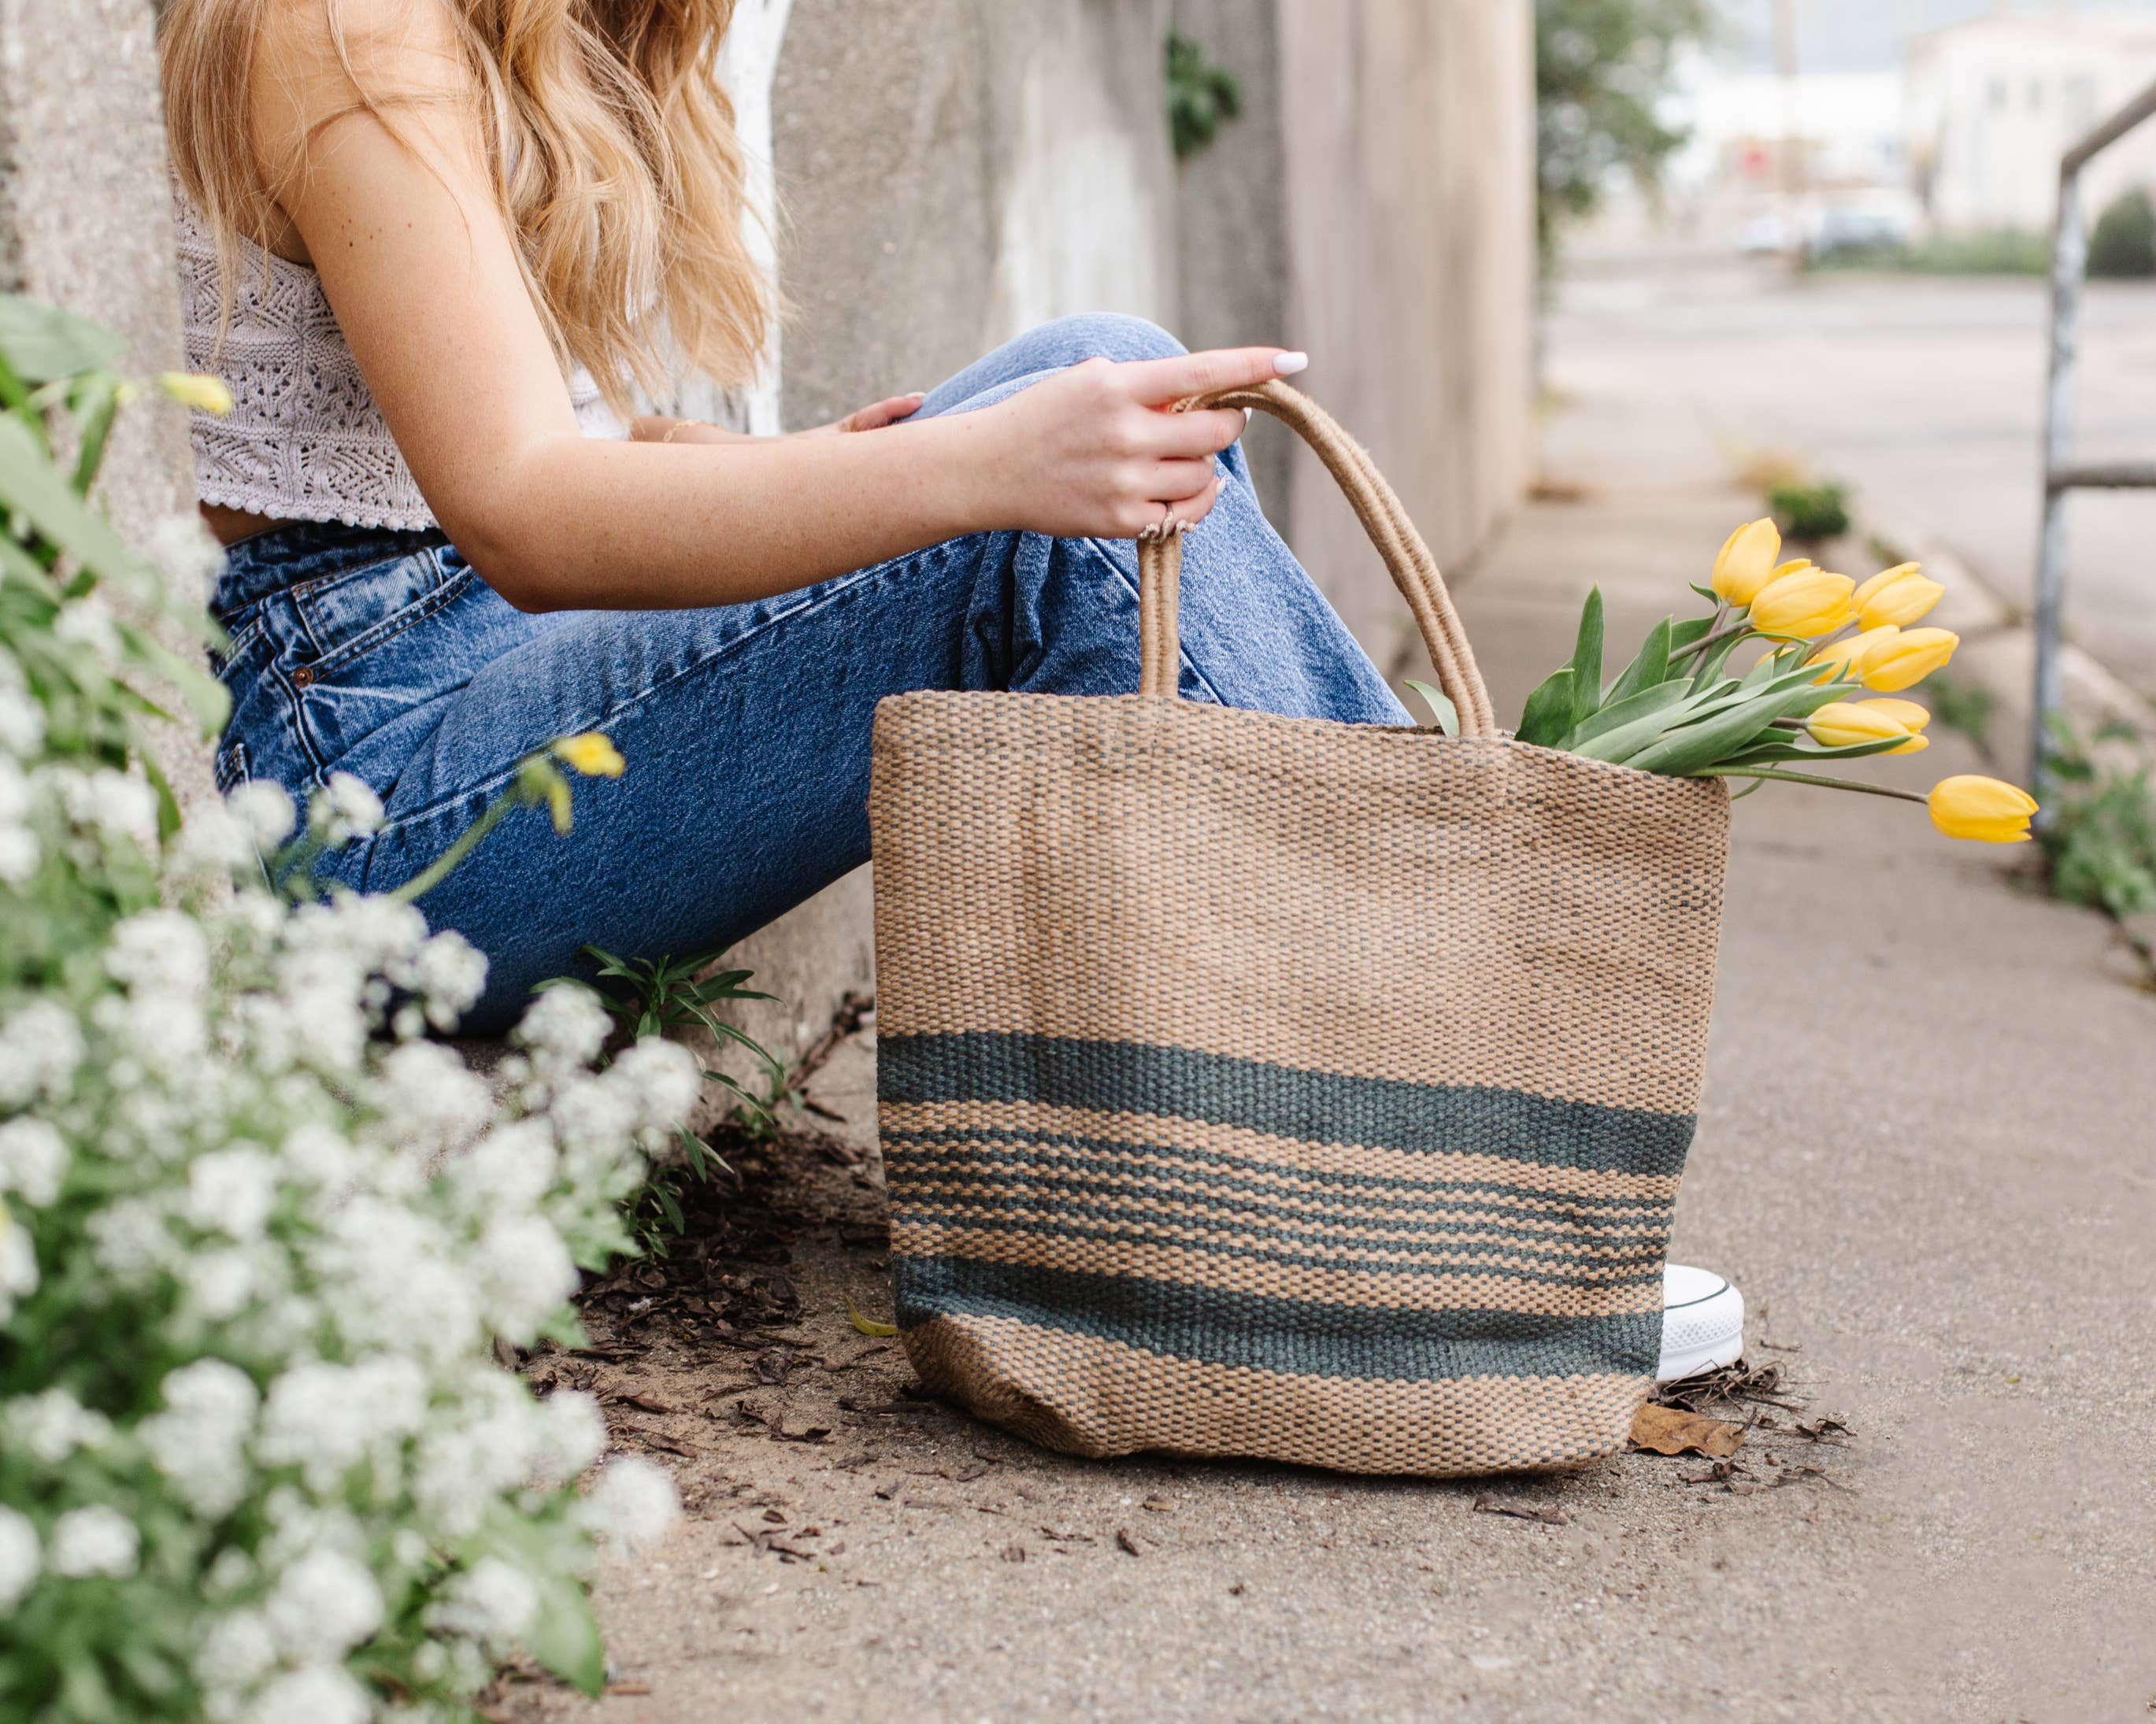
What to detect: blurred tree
<box><xmin>1165</xmin><ymin>32</ymin><xmax>1241</xmax><ymax>160</ymax></box>
<box><xmin>2086</xmin><ymin>186</ymin><xmax>2156</xmax><ymax>280</ymax></box>
<box><xmin>1537</xmin><ymin>0</ymin><xmax>1712</xmax><ymax>269</ymax></box>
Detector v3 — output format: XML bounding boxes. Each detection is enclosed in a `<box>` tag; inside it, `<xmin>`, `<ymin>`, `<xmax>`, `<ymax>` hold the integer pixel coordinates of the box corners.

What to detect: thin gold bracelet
<box><xmin>658</xmin><ymin>420</ymin><xmax>711</xmax><ymax>446</ymax></box>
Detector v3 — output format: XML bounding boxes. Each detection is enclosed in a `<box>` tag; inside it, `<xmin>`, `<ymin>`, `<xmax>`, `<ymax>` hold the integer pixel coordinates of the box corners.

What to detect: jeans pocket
<box><xmin>290</xmin><ymin>546</ymin><xmax>474</xmax><ymax>675</ymax></box>
<box><xmin>213</xmin><ymin>738</ymin><xmax>250</xmax><ymax>795</ymax></box>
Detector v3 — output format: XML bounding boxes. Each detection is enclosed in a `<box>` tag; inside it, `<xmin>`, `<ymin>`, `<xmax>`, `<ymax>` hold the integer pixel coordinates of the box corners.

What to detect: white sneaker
<box><xmin>1655</xmin><ymin>1263</ymin><xmax>1745</xmax><ymax>1382</ymax></box>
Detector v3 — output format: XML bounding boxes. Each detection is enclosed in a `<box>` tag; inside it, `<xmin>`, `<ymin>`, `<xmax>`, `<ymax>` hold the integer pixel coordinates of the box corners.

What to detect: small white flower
<box><xmin>513</xmin><ymin>985</ymin><xmax>613</xmax><ymax>1071</ymax></box>
<box><xmin>46</xmin><ymin>1505</ymin><xmax>139</xmax><ymax>1578</ymax></box>
<box><xmin>106</xmin><ymin>908</ymin><xmax>212</xmax><ymax>998</ymax></box>
<box><xmin>446</xmin><ymin>1119</ymin><xmax>557</xmax><ymax>1221</ymax></box>
<box><xmin>0</xmin><ymin>1215</ymin><xmax>37</xmax><ymax>1319</ymax></box>
<box><xmin>574</xmin><ymin>1455</ymin><xmax>680</xmax><ymax>1553</ymax></box>
<box><xmin>193</xmin><ymin>1607</ymin><xmax>278</xmax><ymax>1695</ymax></box>
<box><xmin>205</xmin><ymin>1545</ymin><xmax>256</xmax><ymax>1597</ymax></box>
<box><xmin>182</xmin><ymin>1249</ymin><xmax>259</xmax><ymax>1322</ymax></box>
<box><xmin>428</xmin><ymin>1555</ymin><xmax>539</xmax><ymax>1650</ymax></box>
<box><xmin>257</xmin><ymin>1356</ymin><xmax>428</xmax><ymax>1493</ymax></box>
<box><xmin>405</xmin><ymin>930</ymin><xmax>488</xmax><ymax>1030</ymax></box>
<box><xmin>48</xmin><ymin>765</ymin><xmax>158</xmax><ymax>851</ymax></box>
<box><xmin>0</xmin><ymin>824</ymin><xmax>38</xmax><ymax>886</ymax></box>
<box><xmin>265</xmin><ymin>1545</ymin><xmax>384</xmax><ymax>1659</ymax></box>
<box><xmin>183</xmin><ymin>1147</ymin><xmax>280</xmax><ymax>1240</ymax></box>
<box><xmin>609</xmin><ymin>1035</ymin><xmax>703</xmax><ymax>1134</ymax></box>
<box><xmin>146</xmin><ymin>512</ymin><xmax>227</xmax><ymax>603</ymax></box>
<box><xmin>372</xmin><ymin>1041</ymin><xmax>491</xmax><ymax>1156</ymax></box>
<box><xmin>241</xmin><ymin>1665</ymin><xmax>370</xmax><ymax>1724</ymax></box>
<box><xmin>323</xmin><ymin>771</ymin><xmax>383</xmax><ymax>841</ymax></box>
<box><xmin>140</xmin><ymin>1359</ymin><xmax>259</xmax><ymax>1518</ymax></box>
<box><xmin>0</xmin><ymin>1118</ymin><xmax>67</xmax><ymax>1208</ymax></box>
<box><xmin>528</xmin><ymin>1389</ymin><xmax>606</xmax><ymax>1488</ymax></box>
<box><xmin>472</xmin><ymin>1213</ymin><xmax>577</xmax><ymax>1343</ymax></box>
<box><xmin>0</xmin><ymin>686</ymin><xmax>44</xmax><ymax>757</ymax></box>
<box><xmin>0</xmin><ymin>1505</ymin><xmax>39</xmax><ymax>1611</ymax></box>
<box><xmin>86</xmin><ymin>1197</ymin><xmax>176</xmax><ymax>1282</ymax></box>
<box><xmin>227</xmin><ymin>780</ymin><xmax>296</xmax><ymax>849</ymax></box>
<box><xmin>6</xmin><ymin>1389</ymin><xmax>112</xmax><ymax>1467</ymax></box>
<box><xmin>52</xmin><ymin>596</ymin><xmax>123</xmax><ymax>665</ymax></box>
<box><xmin>0</xmin><ymin>999</ymin><xmax>83</xmax><ymax>1108</ymax></box>
<box><xmin>169</xmin><ymin>802</ymin><xmax>259</xmax><ymax>884</ymax></box>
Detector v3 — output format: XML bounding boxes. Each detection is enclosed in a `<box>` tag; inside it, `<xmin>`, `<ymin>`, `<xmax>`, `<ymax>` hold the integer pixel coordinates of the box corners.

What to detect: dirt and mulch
<box><xmin>480</xmin><ymin>1027</ymin><xmax>1868</xmax><ymax>1722</ymax></box>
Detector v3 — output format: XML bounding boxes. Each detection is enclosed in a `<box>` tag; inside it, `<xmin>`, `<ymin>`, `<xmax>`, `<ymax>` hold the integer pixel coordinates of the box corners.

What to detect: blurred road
<box><xmin>1549</xmin><ymin>260</ymin><xmax>2156</xmax><ymax>700</ymax></box>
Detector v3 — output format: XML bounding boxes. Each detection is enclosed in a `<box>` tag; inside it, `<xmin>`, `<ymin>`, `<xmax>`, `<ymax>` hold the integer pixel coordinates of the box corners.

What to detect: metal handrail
<box><xmin>2032</xmin><ymin>76</ymin><xmax>2156</xmax><ymax>809</ymax></box>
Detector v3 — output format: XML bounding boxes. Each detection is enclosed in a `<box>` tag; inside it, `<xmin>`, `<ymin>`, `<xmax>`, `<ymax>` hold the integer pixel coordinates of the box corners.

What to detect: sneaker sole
<box><xmin>1656</xmin><ymin>1279</ymin><xmax>1745</xmax><ymax>1383</ymax></box>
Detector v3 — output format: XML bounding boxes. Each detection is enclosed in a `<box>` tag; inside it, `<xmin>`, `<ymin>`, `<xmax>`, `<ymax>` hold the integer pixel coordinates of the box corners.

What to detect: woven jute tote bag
<box><xmin>869</xmin><ymin>381</ymin><xmax>1732</xmax><ymax>1476</ymax></box>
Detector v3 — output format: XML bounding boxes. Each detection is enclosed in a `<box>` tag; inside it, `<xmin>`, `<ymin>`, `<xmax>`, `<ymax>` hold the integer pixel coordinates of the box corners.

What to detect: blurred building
<box><xmin>1909</xmin><ymin>10</ymin><xmax>2156</xmax><ymax>231</ymax></box>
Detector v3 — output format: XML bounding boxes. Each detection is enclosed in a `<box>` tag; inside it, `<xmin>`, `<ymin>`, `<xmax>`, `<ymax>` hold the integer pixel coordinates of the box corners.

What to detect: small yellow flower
<box><xmin>1857</xmin><ymin>697</ymin><xmax>1932</xmax><ymax>736</ymax></box>
<box><xmin>1711</xmin><ymin>519</ymin><xmax>1783</xmax><ymax>606</ymax></box>
<box><xmin>547</xmin><ymin>777</ymin><xmax>574</xmax><ymax>836</ymax></box>
<box><xmin>1749</xmin><ymin>566</ymin><xmax>1856</xmax><ymax>639</ymax></box>
<box><xmin>1806</xmin><ymin>624</ymin><xmax>1900</xmax><ymax>685</ymax></box>
<box><xmin>1860</xmin><ymin>627</ymin><xmax>1959</xmax><ymax>693</ymax></box>
<box><xmin>157</xmin><ymin>372</ymin><xmax>234</xmax><ymax>416</ymax></box>
<box><xmin>1928</xmin><ymin>775</ymin><xmax>2038</xmax><ymax>843</ymax></box>
<box><xmin>1806</xmin><ymin>700</ymin><xmax>1928</xmax><ymax>755</ymax></box>
<box><xmin>552</xmin><ymin>733</ymin><xmax>626</xmax><ymax>778</ymax></box>
<box><xmin>1854</xmin><ymin>562</ymin><xmax>1947</xmax><ymax>630</ymax></box>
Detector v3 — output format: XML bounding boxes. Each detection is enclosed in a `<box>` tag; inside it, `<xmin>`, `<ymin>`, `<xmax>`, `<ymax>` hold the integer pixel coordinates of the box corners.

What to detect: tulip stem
<box><xmin>1690</xmin><ymin>767</ymin><xmax>1927</xmax><ymax>803</ymax></box>
<box><xmin>1671</xmin><ymin>615</ymin><xmax>1746</xmax><ymax>664</ymax></box>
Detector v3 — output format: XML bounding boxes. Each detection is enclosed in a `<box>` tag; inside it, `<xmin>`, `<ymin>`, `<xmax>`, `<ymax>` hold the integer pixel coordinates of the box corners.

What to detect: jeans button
<box><xmin>291</xmin><ymin>665</ymin><xmax>317</xmax><ymax>689</ymax></box>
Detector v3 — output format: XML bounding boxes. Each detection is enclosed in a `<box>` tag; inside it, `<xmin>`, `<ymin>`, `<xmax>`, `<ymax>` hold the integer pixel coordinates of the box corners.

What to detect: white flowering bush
<box><xmin>0</xmin><ymin>296</ymin><xmax>698</xmax><ymax>1719</ymax></box>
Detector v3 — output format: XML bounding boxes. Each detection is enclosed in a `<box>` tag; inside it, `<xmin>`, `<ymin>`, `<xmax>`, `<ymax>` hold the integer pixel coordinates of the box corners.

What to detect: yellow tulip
<box><xmin>1854</xmin><ymin>562</ymin><xmax>1947</xmax><ymax>630</ymax></box>
<box><xmin>1748</xmin><ymin>567</ymin><xmax>1856</xmax><ymax>639</ymax></box>
<box><xmin>552</xmin><ymin>732</ymin><xmax>627</xmax><ymax>778</ymax></box>
<box><xmin>1860</xmin><ymin>627</ymin><xmax>1958</xmax><ymax>693</ymax></box>
<box><xmin>1806</xmin><ymin>701</ymin><xmax>1928</xmax><ymax>754</ymax></box>
<box><xmin>1928</xmin><ymin>775</ymin><xmax>2038</xmax><ymax>843</ymax></box>
<box><xmin>1806</xmin><ymin>624</ymin><xmax>1900</xmax><ymax>685</ymax></box>
<box><xmin>1855</xmin><ymin>697</ymin><xmax>1932</xmax><ymax>753</ymax></box>
<box><xmin>1711</xmin><ymin>518</ymin><xmax>1783</xmax><ymax>606</ymax></box>
<box><xmin>157</xmin><ymin>372</ymin><xmax>234</xmax><ymax>416</ymax></box>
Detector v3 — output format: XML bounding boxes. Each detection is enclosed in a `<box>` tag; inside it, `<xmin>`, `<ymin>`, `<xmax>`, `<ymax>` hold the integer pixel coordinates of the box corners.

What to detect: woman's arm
<box><xmin>250</xmin><ymin>1</ymin><xmax>1286</xmax><ymax>613</ymax></box>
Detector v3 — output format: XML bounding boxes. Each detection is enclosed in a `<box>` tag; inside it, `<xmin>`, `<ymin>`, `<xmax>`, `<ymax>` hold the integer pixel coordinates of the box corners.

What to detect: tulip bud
<box><xmin>1806</xmin><ymin>625</ymin><xmax>1899</xmax><ymax>685</ymax></box>
<box><xmin>552</xmin><ymin>732</ymin><xmax>628</xmax><ymax>778</ymax></box>
<box><xmin>1854</xmin><ymin>563</ymin><xmax>1947</xmax><ymax>630</ymax></box>
<box><xmin>1711</xmin><ymin>519</ymin><xmax>1783</xmax><ymax>606</ymax></box>
<box><xmin>1928</xmin><ymin>775</ymin><xmax>2037</xmax><ymax>843</ymax></box>
<box><xmin>1806</xmin><ymin>700</ymin><xmax>1928</xmax><ymax>755</ymax></box>
<box><xmin>1749</xmin><ymin>567</ymin><xmax>1857</xmax><ymax>639</ymax></box>
<box><xmin>1860</xmin><ymin>627</ymin><xmax>1958</xmax><ymax>693</ymax></box>
<box><xmin>157</xmin><ymin>372</ymin><xmax>234</xmax><ymax>416</ymax></box>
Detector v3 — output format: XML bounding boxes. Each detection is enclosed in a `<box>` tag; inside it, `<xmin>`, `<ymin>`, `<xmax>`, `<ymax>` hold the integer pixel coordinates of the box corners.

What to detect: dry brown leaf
<box><xmin>1631</xmin><ymin>1403</ymin><xmax>1746</xmax><ymax>1459</ymax></box>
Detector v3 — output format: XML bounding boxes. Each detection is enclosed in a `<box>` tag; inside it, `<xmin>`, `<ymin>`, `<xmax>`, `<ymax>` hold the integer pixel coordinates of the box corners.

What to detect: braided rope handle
<box><xmin>1135</xmin><ymin>379</ymin><xmax>1497</xmax><ymax>740</ymax></box>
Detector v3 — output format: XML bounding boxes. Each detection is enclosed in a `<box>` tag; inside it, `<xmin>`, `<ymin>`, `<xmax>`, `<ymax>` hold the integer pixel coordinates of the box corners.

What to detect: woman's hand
<box><xmin>806</xmin><ymin>392</ymin><xmax>926</xmax><ymax>435</ymax></box>
<box><xmin>632</xmin><ymin>393</ymin><xmax>926</xmax><ymax>446</ymax></box>
<box><xmin>969</xmin><ymin>347</ymin><xmax>1306</xmax><ymax>540</ymax></box>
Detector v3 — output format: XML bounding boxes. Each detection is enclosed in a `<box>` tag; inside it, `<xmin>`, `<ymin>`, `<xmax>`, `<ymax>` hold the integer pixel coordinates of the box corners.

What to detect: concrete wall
<box><xmin>1237</xmin><ymin>0</ymin><xmax>1539</xmax><ymax>674</ymax></box>
<box><xmin>773</xmin><ymin>0</ymin><xmax>1178</xmax><ymax>431</ymax></box>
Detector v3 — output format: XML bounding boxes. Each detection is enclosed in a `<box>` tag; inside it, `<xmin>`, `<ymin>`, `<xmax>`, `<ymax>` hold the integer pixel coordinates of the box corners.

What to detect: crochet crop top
<box><xmin>171</xmin><ymin>188</ymin><xmax>626</xmax><ymax>533</ymax></box>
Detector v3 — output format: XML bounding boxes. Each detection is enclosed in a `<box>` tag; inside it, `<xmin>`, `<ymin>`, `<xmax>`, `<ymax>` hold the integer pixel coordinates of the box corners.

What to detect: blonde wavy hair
<box><xmin>159</xmin><ymin>0</ymin><xmax>771</xmax><ymax>414</ymax></box>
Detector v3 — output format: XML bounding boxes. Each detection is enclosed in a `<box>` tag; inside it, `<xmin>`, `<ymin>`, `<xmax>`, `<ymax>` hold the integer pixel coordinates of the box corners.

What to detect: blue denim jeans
<box><xmin>209</xmin><ymin>315</ymin><xmax>1409</xmax><ymax>1031</ymax></box>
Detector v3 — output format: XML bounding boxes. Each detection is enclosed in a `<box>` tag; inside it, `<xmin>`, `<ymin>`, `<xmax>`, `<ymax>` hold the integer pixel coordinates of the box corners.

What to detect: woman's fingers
<box><xmin>1161</xmin><ymin>472</ymin><xmax>1226</xmax><ymax>531</ymax></box>
<box><xmin>842</xmin><ymin>392</ymin><xmax>926</xmax><ymax>432</ymax></box>
<box><xmin>1144</xmin><ymin>457</ymin><xmax>1224</xmax><ymax>505</ymax></box>
<box><xmin>1122</xmin><ymin>346</ymin><xmax>1308</xmax><ymax>409</ymax></box>
<box><xmin>1140</xmin><ymin>405</ymin><xmax>1248</xmax><ymax>458</ymax></box>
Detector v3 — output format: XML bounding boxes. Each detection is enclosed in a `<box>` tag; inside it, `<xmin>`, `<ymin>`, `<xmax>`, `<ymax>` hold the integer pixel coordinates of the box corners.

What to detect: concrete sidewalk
<box><xmin>500</xmin><ymin>372</ymin><xmax>2156</xmax><ymax>1724</ymax></box>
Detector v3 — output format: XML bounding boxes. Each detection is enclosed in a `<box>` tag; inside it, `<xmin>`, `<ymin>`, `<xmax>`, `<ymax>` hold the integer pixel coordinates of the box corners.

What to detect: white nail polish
<box><xmin>1274</xmin><ymin>352</ymin><xmax>1310</xmax><ymax>376</ymax></box>
<box><xmin>1243</xmin><ymin>406</ymin><xmax>1254</xmax><ymax>424</ymax></box>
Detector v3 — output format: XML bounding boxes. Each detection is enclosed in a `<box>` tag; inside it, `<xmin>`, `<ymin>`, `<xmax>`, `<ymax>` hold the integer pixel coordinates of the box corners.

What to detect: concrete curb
<box><xmin>1858</xmin><ymin>504</ymin><xmax>2156</xmax><ymax>783</ymax></box>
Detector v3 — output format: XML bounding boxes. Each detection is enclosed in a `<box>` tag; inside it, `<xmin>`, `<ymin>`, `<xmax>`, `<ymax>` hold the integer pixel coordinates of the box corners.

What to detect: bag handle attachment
<box><xmin>1135</xmin><ymin>379</ymin><xmax>1497</xmax><ymax>740</ymax></box>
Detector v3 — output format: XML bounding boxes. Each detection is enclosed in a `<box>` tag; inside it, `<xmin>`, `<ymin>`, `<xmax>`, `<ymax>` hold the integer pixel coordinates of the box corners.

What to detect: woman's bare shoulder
<box><xmin>245</xmin><ymin>0</ymin><xmax>481</xmax><ymax>174</ymax></box>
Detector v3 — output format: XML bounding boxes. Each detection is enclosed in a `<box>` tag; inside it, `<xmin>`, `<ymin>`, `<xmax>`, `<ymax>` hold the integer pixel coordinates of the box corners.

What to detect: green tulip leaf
<box><xmin>1622</xmin><ymin>684</ymin><xmax>1814</xmax><ymax>777</ymax></box>
<box><xmin>1602</xmin><ymin>616</ymin><xmax>1673</xmax><ymax>708</ymax></box>
<box><xmin>1568</xmin><ymin>586</ymin><xmax>1605</xmax><ymax>727</ymax></box>
<box><xmin>1403</xmin><ymin>679</ymin><xmax>1460</xmax><ymax>737</ymax></box>
<box><xmin>0</xmin><ymin>294</ymin><xmax>127</xmax><ymax>384</ymax></box>
<box><xmin>1516</xmin><ymin>667</ymin><xmax>1575</xmax><ymax>748</ymax></box>
<box><xmin>528</xmin><ymin>1571</ymin><xmax>608</xmax><ymax>1696</ymax></box>
<box><xmin>1671</xmin><ymin>616</ymin><xmax>1717</xmax><ymax>649</ymax></box>
<box><xmin>1568</xmin><ymin>678</ymin><xmax>1695</xmax><ymax>759</ymax></box>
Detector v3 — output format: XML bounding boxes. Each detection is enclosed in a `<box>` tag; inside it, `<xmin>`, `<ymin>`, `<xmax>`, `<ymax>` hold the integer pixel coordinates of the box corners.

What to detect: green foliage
<box><xmin>545</xmin><ymin>944</ymin><xmax>787</xmax><ymax>1253</ymax></box>
<box><xmin>1514</xmin><ymin>583</ymin><xmax>1899</xmax><ymax>781</ymax></box>
<box><xmin>1165</xmin><ymin>32</ymin><xmax>1241</xmax><ymax>159</ymax></box>
<box><xmin>1767</xmin><ymin>479</ymin><xmax>1852</xmax><ymax>544</ymax></box>
<box><xmin>2087</xmin><ymin>187</ymin><xmax>2156</xmax><ymax>281</ymax></box>
<box><xmin>0</xmin><ymin>295</ymin><xmax>689</xmax><ymax>1724</ymax></box>
<box><xmin>1536</xmin><ymin>0</ymin><xmax>1710</xmax><ymax>268</ymax></box>
<box><xmin>2038</xmin><ymin>720</ymin><xmax>2156</xmax><ymax>920</ymax></box>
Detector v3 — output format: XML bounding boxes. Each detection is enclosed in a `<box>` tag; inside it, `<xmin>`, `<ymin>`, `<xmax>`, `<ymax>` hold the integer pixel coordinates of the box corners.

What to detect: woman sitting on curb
<box><xmin>157</xmin><ymin>0</ymin><xmax>1743</xmax><ymax>1383</ymax></box>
